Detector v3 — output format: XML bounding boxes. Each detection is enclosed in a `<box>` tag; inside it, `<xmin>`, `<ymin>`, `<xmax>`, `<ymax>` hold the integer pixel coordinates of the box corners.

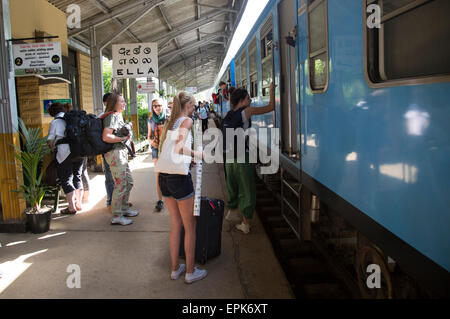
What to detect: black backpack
<box><xmin>56</xmin><ymin>110</ymin><xmax>114</xmax><ymax>158</ymax></box>
<box><xmin>221</xmin><ymin>109</ymin><xmax>251</xmax><ymax>160</ymax></box>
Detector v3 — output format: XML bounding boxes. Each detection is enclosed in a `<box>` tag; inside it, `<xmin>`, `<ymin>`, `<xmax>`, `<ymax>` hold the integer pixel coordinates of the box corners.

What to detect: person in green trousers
<box><xmin>224</xmin><ymin>83</ymin><xmax>275</xmax><ymax>234</ymax></box>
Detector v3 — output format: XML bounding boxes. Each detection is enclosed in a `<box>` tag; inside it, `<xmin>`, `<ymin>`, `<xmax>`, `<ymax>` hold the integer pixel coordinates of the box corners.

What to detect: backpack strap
<box><xmin>101</xmin><ymin>111</ymin><xmax>115</xmax><ymax>121</ymax></box>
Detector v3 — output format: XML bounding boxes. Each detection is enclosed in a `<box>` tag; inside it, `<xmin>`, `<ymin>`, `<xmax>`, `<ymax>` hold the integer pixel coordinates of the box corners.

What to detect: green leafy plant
<box><xmin>138</xmin><ymin>107</ymin><xmax>149</xmax><ymax>141</ymax></box>
<box><xmin>11</xmin><ymin>118</ymin><xmax>53</xmax><ymax>213</ymax></box>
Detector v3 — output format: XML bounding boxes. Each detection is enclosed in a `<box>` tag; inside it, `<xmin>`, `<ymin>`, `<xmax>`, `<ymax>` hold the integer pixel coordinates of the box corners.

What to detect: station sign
<box><xmin>112</xmin><ymin>43</ymin><xmax>158</xmax><ymax>79</ymax></box>
<box><xmin>13</xmin><ymin>41</ymin><xmax>63</xmax><ymax>77</ymax></box>
<box><xmin>137</xmin><ymin>82</ymin><xmax>156</xmax><ymax>94</ymax></box>
<box><xmin>186</xmin><ymin>87</ymin><xmax>197</xmax><ymax>94</ymax></box>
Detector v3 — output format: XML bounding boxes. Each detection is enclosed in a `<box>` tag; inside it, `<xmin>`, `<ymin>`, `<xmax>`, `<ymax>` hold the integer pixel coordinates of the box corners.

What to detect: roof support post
<box><xmin>129</xmin><ymin>78</ymin><xmax>139</xmax><ymax>137</ymax></box>
<box><xmin>90</xmin><ymin>26</ymin><xmax>104</xmax><ymax>115</ymax></box>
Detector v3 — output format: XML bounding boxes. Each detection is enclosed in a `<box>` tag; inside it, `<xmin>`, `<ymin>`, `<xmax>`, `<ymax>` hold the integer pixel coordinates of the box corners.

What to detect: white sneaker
<box><xmin>123</xmin><ymin>209</ymin><xmax>139</xmax><ymax>217</ymax></box>
<box><xmin>111</xmin><ymin>216</ymin><xmax>133</xmax><ymax>226</ymax></box>
<box><xmin>185</xmin><ymin>268</ymin><xmax>208</xmax><ymax>284</ymax></box>
<box><xmin>235</xmin><ymin>222</ymin><xmax>250</xmax><ymax>234</ymax></box>
<box><xmin>171</xmin><ymin>264</ymin><xmax>186</xmax><ymax>280</ymax></box>
<box><xmin>225</xmin><ymin>209</ymin><xmax>240</xmax><ymax>221</ymax></box>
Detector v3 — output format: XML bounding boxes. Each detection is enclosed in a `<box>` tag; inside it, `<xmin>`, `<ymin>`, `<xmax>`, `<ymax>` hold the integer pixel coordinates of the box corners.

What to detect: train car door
<box><xmin>278</xmin><ymin>0</ymin><xmax>305</xmax><ymax>241</ymax></box>
<box><xmin>278</xmin><ymin>0</ymin><xmax>300</xmax><ymax>160</ymax></box>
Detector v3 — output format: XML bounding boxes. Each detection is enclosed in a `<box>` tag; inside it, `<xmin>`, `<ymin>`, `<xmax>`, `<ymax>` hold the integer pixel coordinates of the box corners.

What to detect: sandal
<box><xmin>60</xmin><ymin>208</ymin><xmax>77</xmax><ymax>215</ymax></box>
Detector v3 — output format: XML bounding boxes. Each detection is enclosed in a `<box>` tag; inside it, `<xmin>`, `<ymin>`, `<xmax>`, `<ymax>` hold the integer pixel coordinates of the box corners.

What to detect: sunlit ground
<box><xmin>0</xmin><ymin>153</ymin><xmax>153</xmax><ymax>294</ymax></box>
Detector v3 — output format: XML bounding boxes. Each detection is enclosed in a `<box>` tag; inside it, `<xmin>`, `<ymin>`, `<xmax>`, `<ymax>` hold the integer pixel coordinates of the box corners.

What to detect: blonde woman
<box><xmin>158</xmin><ymin>92</ymin><xmax>207</xmax><ymax>284</ymax></box>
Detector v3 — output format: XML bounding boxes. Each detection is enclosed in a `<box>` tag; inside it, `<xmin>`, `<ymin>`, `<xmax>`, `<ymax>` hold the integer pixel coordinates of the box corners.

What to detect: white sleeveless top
<box><xmin>173</xmin><ymin>116</ymin><xmax>193</xmax><ymax>148</ymax></box>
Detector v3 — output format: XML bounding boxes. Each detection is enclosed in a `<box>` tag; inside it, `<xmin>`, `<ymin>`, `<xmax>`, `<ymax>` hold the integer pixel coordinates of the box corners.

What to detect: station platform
<box><xmin>0</xmin><ymin>120</ymin><xmax>293</xmax><ymax>299</ymax></box>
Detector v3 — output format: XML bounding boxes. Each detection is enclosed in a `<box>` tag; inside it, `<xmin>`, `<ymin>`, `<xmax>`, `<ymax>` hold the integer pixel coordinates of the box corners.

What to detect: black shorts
<box><xmin>159</xmin><ymin>173</ymin><xmax>195</xmax><ymax>201</ymax></box>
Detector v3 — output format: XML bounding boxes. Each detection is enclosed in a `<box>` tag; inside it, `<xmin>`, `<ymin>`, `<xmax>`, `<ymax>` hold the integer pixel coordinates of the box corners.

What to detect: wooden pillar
<box><xmin>0</xmin><ymin>0</ymin><xmax>26</xmax><ymax>231</ymax></box>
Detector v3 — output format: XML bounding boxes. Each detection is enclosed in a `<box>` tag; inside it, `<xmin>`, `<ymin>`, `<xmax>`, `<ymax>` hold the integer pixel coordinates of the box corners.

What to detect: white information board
<box><xmin>13</xmin><ymin>41</ymin><xmax>62</xmax><ymax>76</ymax></box>
<box><xmin>186</xmin><ymin>87</ymin><xmax>197</xmax><ymax>94</ymax></box>
<box><xmin>112</xmin><ymin>43</ymin><xmax>158</xmax><ymax>79</ymax></box>
<box><xmin>137</xmin><ymin>82</ymin><xmax>156</xmax><ymax>94</ymax></box>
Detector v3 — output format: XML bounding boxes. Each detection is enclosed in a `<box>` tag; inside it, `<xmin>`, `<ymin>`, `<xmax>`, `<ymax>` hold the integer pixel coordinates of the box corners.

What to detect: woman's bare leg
<box><xmin>178</xmin><ymin>196</ymin><xmax>196</xmax><ymax>274</ymax></box>
<box><xmin>153</xmin><ymin>159</ymin><xmax>162</xmax><ymax>201</ymax></box>
<box><xmin>165</xmin><ymin>197</ymin><xmax>183</xmax><ymax>272</ymax></box>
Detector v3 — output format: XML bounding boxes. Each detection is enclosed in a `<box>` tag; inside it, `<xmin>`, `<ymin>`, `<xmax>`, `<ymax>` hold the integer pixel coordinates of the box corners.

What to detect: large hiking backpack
<box><xmin>56</xmin><ymin>110</ymin><xmax>114</xmax><ymax>158</ymax></box>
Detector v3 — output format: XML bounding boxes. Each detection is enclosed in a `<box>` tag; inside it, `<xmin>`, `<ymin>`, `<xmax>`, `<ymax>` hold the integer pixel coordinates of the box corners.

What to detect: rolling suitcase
<box><xmin>180</xmin><ymin>197</ymin><xmax>225</xmax><ymax>264</ymax></box>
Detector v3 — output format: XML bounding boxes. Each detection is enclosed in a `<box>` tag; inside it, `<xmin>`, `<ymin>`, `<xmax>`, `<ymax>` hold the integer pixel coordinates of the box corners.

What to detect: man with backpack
<box><xmin>47</xmin><ymin>103</ymin><xmax>84</xmax><ymax>214</ymax></box>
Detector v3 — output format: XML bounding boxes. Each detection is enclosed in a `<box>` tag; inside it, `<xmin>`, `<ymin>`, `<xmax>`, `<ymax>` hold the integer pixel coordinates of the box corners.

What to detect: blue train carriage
<box><xmin>225</xmin><ymin>0</ymin><xmax>450</xmax><ymax>297</ymax></box>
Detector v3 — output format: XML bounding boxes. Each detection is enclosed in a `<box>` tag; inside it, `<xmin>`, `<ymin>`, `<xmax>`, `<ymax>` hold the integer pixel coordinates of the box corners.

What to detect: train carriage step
<box><xmin>256</xmin><ymin>197</ymin><xmax>279</xmax><ymax>207</ymax></box>
<box><xmin>265</xmin><ymin>216</ymin><xmax>288</xmax><ymax>228</ymax></box>
<box><xmin>259</xmin><ymin>206</ymin><xmax>281</xmax><ymax>217</ymax></box>
<box><xmin>277</xmin><ymin>240</ymin><xmax>315</xmax><ymax>259</ymax></box>
<box><xmin>272</xmin><ymin>227</ymin><xmax>297</xmax><ymax>240</ymax></box>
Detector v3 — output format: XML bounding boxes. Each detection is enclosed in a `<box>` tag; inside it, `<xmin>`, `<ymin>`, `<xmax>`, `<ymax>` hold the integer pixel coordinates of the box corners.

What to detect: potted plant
<box><xmin>11</xmin><ymin>118</ymin><xmax>54</xmax><ymax>234</ymax></box>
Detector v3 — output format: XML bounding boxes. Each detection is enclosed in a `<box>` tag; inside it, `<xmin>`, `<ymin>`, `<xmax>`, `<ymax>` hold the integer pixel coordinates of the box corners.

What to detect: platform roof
<box><xmin>47</xmin><ymin>0</ymin><xmax>247</xmax><ymax>92</ymax></box>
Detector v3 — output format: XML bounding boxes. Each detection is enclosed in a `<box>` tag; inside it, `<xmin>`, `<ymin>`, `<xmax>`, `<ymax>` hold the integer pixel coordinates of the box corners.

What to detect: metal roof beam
<box><xmin>161</xmin><ymin>51</ymin><xmax>223</xmax><ymax>71</ymax></box>
<box><xmin>196</xmin><ymin>0</ymin><xmax>202</xmax><ymax>42</ymax></box>
<box><xmin>87</xmin><ymin>0</ymin><xmax>141</xmax><ymax>43</ymax></box>
<box><xmin>197</xmin><ymin>3</ymin><xmax>238</xmax><ymax>13</ymax></box>
<box><xmin>163</xmin><ymin>57</ymin><xmax>218</xmax><ymax>79</ymax></box>
<box><xmin>158</xmin><ymin>4</ymin><xmax>181</xmax><ymax>49</ymax></box>
<box><xmin>167</xmin><ymin>63</ymin><xmax>217</xmax><ymax>82</ymax></box>
<box><xmin>69</xmin><ymin>0</ymin><xmax>166</xmax><ymax>38</ymax></box>
<box><xmin>168</xmin><ymin>60</ymin><xmax>217</xmax><ymax>82</ymax></box>
<box><xmin>159</xmin><ymin>34</ymin><xmax>223</xmax><ymax>61</ymax></box>
<box><xmin>163</xmin><ymin>57</ymin><xmax>219</xmax><ymax>78</ymax></box>
<box><xmin>145</xmin><ymin>10</ymin><xmax>226</xmax><ymax>44</ymax></box>
<box><xmin>97</xmin><ymin>1</ymin><xmax>161</xmax><ymax>50</ymax></box>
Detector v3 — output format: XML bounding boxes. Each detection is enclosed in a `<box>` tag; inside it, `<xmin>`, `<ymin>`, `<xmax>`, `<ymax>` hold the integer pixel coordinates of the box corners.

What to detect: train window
<box><xmin>249</xmin><ymin>38</ymin><xmax>258</xmax><ymax>98</ymax></box>
<box><xmin>240</xmin><ymin>51</ymin><xmax>247</xmax><ymax>89</ymax></box>
<box><xmin>307</xmin><ymin>0</ymin><xmax>329</xmax><ymax>92</ymax></box>
<box><xmin>365</xmin><ymin>0</ymin><xmax>450</xmax><ymax>85</ymax></box>
<box><xmin>261</xmin><ymin>16</ymin><xmax>273</xmax><ymax>97</ymax></box>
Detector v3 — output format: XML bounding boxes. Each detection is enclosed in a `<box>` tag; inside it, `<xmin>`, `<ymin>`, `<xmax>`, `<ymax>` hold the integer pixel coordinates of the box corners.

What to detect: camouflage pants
<box><xmin>104</xmin><ymin>149</ymin><xmax>133</xmax><ymax>217</ymax></box>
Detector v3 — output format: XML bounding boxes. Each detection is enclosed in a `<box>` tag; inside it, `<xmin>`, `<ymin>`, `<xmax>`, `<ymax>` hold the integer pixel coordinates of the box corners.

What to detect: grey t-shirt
<box><xmin>103</xmin><ymin>113</ymin><xmax>127</xmax><ymax>150</ymax></box>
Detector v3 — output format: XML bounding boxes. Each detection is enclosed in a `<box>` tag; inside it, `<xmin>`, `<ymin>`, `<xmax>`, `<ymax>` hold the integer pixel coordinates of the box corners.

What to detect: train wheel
<box><xmin>356</xmin><ymin>245</ymin><xmax>393</xmax><ymax>299</ymax></box>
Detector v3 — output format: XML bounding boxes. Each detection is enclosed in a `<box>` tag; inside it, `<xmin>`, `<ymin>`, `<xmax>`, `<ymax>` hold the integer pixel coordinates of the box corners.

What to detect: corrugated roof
<box><xmin>47</xmin><ymin>0</ymin><xmax>247</xmax><ymax>91</ymax></box>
